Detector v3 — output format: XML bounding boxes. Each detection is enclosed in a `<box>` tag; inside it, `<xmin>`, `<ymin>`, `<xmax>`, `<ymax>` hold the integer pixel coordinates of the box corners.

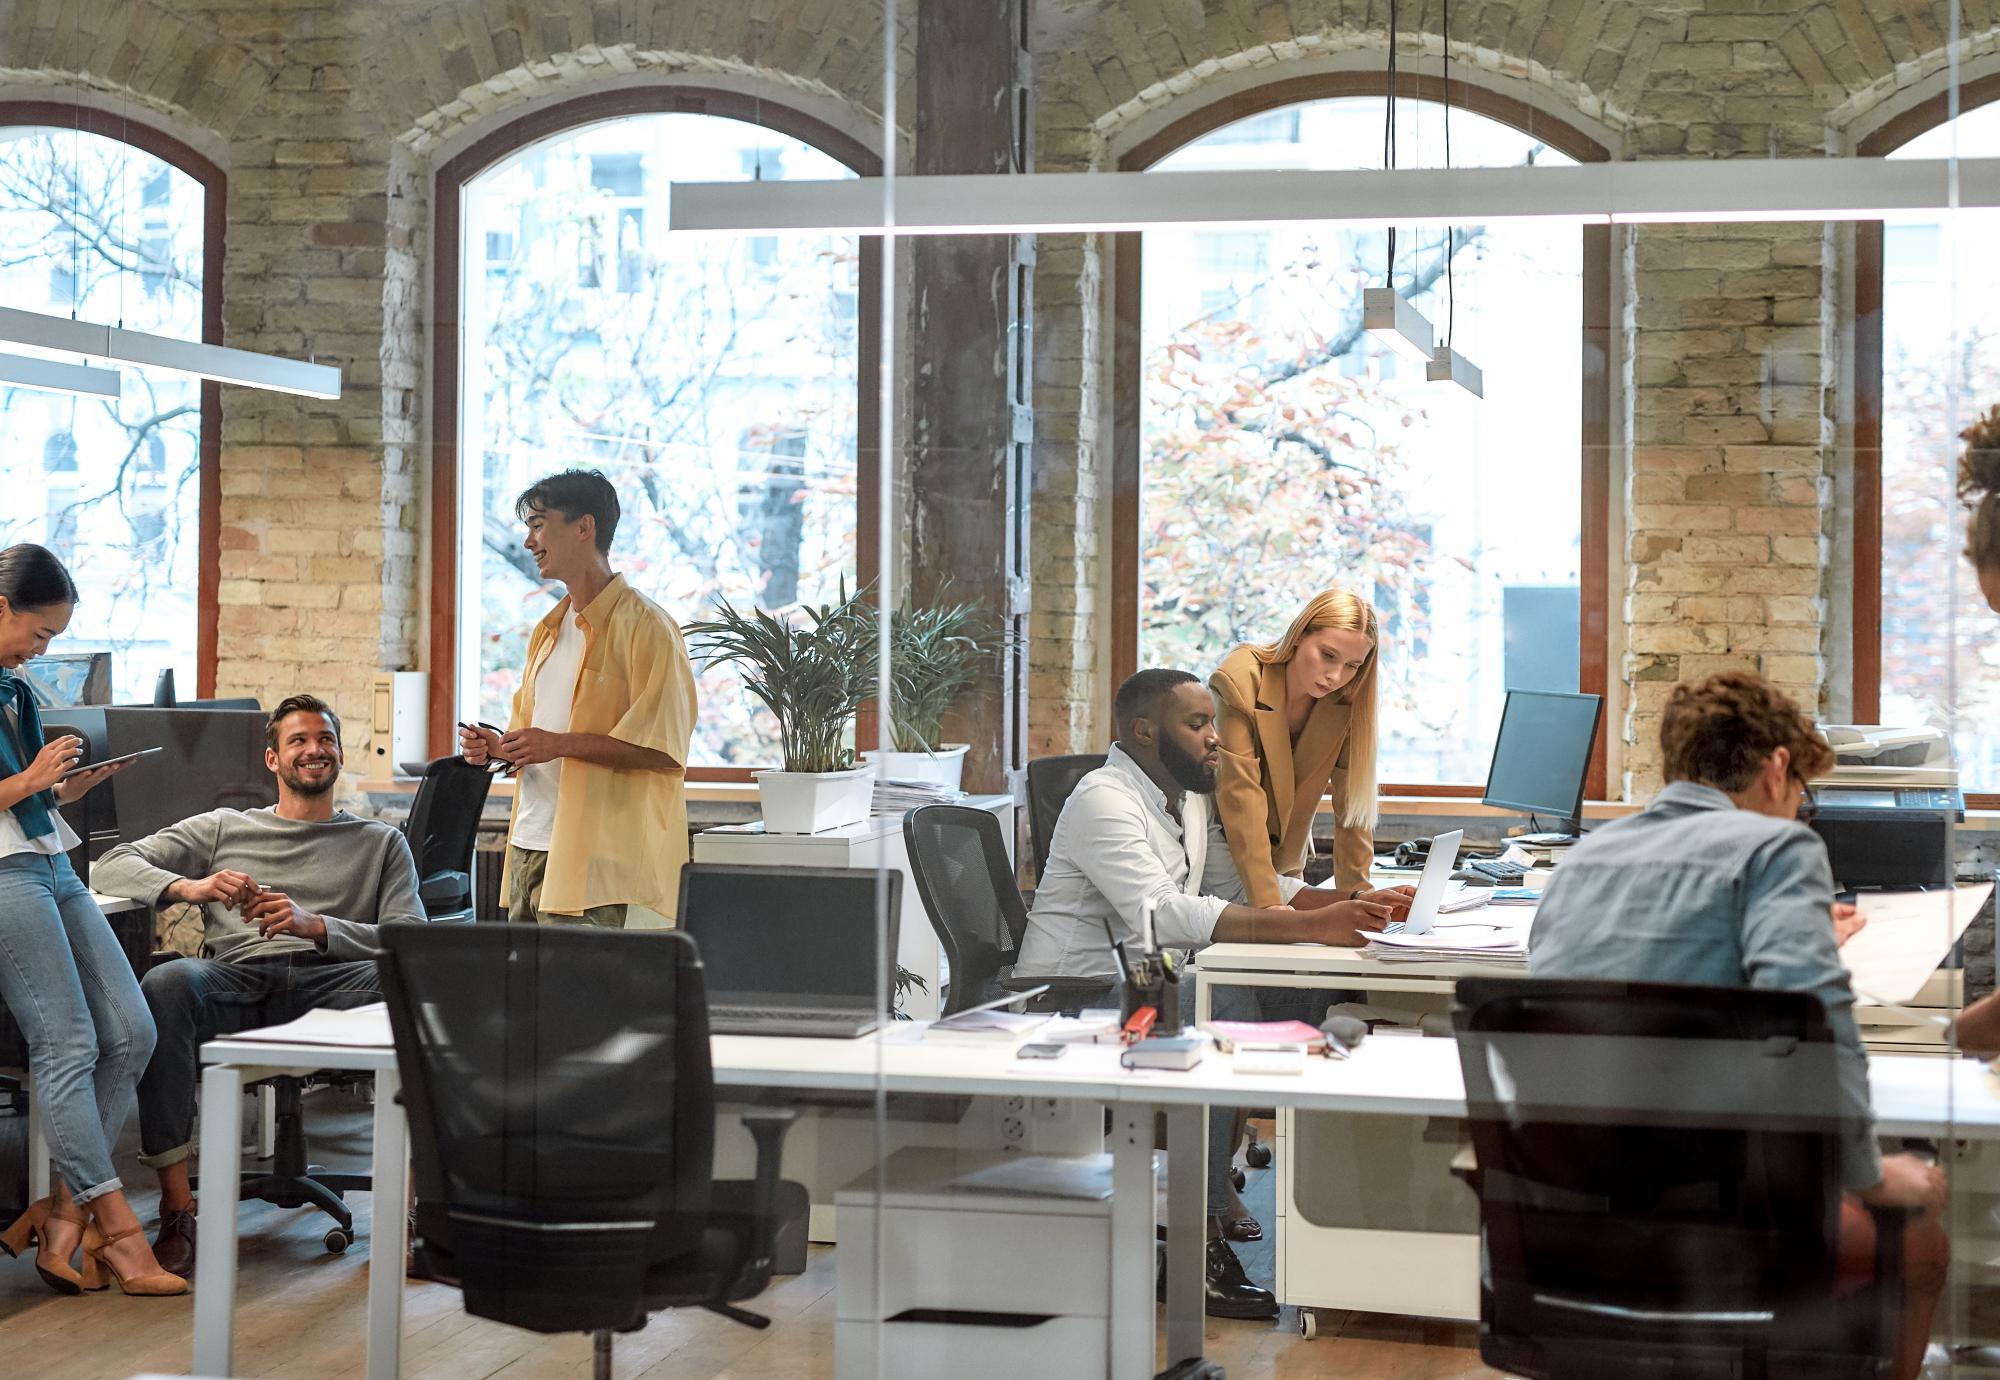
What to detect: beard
<box><xmin>279</xmin><ymin>759</ymin><xmax>339</xmax><ymax>798</ymax></box>
<box><xmin>1158</xmin><ymin>735</ymin><xmax>1218</xmax><ymax>795</ymax></box>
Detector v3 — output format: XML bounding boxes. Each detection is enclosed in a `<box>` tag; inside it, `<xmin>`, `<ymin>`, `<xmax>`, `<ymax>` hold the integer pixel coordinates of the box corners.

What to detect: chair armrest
<box><xmin>719</xmin><ymin>1104</ymin><xmax>799</xmax><ymax>1302</ymax></box>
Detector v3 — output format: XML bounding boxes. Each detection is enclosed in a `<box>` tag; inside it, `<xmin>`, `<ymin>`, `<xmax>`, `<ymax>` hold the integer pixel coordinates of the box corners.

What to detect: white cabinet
<box><xmin>691</xmin><ymin>794</ymin><xmax>1013</xmax><ymax>1021</ymax></box>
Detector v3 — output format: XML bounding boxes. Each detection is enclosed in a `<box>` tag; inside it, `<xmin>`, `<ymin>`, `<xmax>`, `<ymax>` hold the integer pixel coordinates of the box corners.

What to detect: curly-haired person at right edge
<box><xmin>1527</xmin><ymin>672</ymin><xmax>1948</xmax><ymax>1380</ymax></box>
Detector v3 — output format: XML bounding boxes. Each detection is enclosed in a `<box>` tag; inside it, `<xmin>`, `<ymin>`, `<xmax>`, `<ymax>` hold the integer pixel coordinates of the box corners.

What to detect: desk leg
<box><xmin>365</xmin><ymin>1067</ymin><xmax>409</xmax><ymax>1380</ymax></box>
<box><xmin>1109</xmin><ymin>1105</ymin><xmax>1156</xmax><ymax>1380</ymax></box>
<box><xmin>1164</xmin><ymin>1103</ymin><xmax>1206</xmax><ymax>1367</ymax></box>
<box><xmin>192</xmin><ymin>1065</ymin><xmax>245</xmax><ymax>1380</ymax></box>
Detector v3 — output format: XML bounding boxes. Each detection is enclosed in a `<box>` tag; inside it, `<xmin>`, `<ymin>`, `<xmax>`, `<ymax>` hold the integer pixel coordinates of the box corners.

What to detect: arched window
<box><xmin>1856</xmin><ymin>76</ymin><xmax>2000</xmax><ymax>804</ymax></box>
<box><xmin>432</xmin><ymin>91</ymin><xmax>880</xmax><ymax>772</ymax></box>
<box><xmin>1113</xmin><ymin>77</ymin><xmax>1610</xmax><ymax>794</ymax></box>
<box><xmin>0</xmin><ymin>106</ymin><xmax>221</xmax><ymax>701</ymax></box>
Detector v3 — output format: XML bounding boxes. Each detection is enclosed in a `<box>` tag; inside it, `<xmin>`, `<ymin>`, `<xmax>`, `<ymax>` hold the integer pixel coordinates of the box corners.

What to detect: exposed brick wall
<box><xmin>5</xmin><ymin>0</ymin><xmax>1994</xmax><ymax>792</ymax></box>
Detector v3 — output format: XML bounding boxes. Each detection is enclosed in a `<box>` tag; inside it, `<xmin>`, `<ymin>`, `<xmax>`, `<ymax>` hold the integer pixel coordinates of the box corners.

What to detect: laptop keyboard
<box><xmin>711</xmin><ymin>1002</ymin><xmax>869</xmax><ymax>1025</ymax></box>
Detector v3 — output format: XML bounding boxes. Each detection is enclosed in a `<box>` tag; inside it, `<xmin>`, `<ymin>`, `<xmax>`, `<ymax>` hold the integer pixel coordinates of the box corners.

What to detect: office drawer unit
<box><xmin>834</xmin><ymin>1148</ymin><xmax>1115</xmax><ymax>1380</ymax></box>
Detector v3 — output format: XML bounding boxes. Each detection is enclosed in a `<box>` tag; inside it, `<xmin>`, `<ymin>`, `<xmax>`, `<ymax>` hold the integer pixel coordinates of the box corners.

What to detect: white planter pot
<box><xmin>862</xmin><ymin>743</ymin><xmax>970</xmax><ymax>790</ymax></box>
<box><xmin>755</xmin><ymin>766</ymin><xmax>876</xmax><ymax>834</ymax></box>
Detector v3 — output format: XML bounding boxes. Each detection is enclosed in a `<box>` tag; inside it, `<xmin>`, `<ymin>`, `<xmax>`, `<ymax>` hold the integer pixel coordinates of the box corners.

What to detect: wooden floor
<box><xmin>0</xmin><ymin>1093</ymin><xmax>1493</xmax><ymax>1377</ymax></box>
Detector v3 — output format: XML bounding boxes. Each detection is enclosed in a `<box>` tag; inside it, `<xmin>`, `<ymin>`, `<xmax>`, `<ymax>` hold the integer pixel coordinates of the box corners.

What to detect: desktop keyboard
<box><xmin>1463</xmin><ymin>858</ymin><xmax>1528</xmax><ymax>885</ymax></box>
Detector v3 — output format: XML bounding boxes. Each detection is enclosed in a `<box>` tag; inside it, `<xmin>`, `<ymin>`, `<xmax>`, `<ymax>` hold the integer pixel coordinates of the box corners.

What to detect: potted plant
<box><xmin>685</xmin><ymin>585</ymin><xmax>879</xmax><ymax>834</ymax></box>
<box><xmin>868</xmin><ymin>596</ymin><xmax>1003</xmax><ymax>791</ymax></box>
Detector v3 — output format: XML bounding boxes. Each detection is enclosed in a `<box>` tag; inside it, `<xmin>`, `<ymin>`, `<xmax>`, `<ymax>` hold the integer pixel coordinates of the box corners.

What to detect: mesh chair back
<box><xmin>378</xmin><ymin>924</ymin><xmax>714</xmax><ymax>1334</ymax></box>
<box><xmin>904</xmin><ymin>805</ymin><xmax>1030</xmax><ymax>1015</ymax></box>
<box><xmin>403</xmin><ymin>757</ymin><xmax>492</xmax><ymax>918</ymax></box>
<box><xmin>1026</xmin><ymin>754</ymin><xmax>1104</xmax><ymax>883</ymax></box>
<box><xmin>1453</xmin><ymin>977</ymin><xmax>1873</xmax><ymax>1375</ymax></box>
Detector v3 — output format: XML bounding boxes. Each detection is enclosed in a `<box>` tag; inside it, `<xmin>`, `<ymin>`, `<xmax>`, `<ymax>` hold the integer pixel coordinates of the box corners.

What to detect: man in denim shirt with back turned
<box><xmin>1529</xmin><ymin>672</ymin><xmax>1945</xmax><ymax>1380</ymax></box>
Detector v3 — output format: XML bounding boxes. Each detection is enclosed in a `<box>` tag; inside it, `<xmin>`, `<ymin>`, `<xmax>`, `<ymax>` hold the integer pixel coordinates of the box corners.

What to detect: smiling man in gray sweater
<box><xmin>91</xmin><ymin>692</ymin><xmax>423</xmax><ymax>1275</ymax></box>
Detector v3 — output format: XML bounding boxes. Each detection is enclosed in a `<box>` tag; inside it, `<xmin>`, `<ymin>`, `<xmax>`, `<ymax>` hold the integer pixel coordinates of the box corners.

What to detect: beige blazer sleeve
<box><xmin>1209</xmin><ymin>658</ymin><xmax>1287</xmax><ymax>910</ymax></box>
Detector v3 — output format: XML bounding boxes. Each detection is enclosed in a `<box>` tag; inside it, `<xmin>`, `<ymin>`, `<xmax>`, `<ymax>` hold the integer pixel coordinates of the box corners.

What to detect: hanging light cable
<box><xmin>1363</xmin><ymin>0</ymin><xmax>1438</xmax><ymax>363</ymax></box>
<box><xmin>1426</xmin><ymin>0</ymin><xmax>1484</xmax><ymax>396</ymax></box>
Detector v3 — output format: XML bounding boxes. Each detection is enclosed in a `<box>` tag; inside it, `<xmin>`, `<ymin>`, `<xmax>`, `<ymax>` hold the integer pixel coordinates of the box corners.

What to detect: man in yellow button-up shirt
<box><xmin>459</xmin><ymin>470</ymin><xmax>697</xmax><ymax>926</ymax></box>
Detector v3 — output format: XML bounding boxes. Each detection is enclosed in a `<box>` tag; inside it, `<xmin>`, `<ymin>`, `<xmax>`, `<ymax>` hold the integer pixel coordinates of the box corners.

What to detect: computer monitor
<box><xmin>101</xmin><ymin>707</ymin><xmax>277</xmax><ymax>843</ymax></box>
<box><xmin>676</xmin><ymin>864</ymin><xmax>901</xmax><ymax>1003</ymax></box>
<box><xmin>22</xmin><ymin>652</ymin><xmax>111</xmax><ymax>707</ymax></box>
<box><xmin>1480</xmin><ymin>689</ymin><xmax>1604</xmax><ymax>838</ymax></box>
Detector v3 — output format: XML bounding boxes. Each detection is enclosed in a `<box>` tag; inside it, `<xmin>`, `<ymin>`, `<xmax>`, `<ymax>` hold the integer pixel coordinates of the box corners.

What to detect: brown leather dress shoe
<box><xmin>152</xmin><ymin>1201</ymin><xmax>197</xmax><ymax>1278</ymax></box>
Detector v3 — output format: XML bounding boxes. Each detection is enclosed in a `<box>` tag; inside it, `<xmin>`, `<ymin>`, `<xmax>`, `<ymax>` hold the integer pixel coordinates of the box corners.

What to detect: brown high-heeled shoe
<box><xmin>12</xmin><ymin>1198</ymin><xmax>88</xmax><ymax>1294</ymax></box>
<box><xmin>81</xmin><ymin>1223</ymin><xmax>187</xmax><ymax>1297</ymax></box>
<box><xmin>0</xmin><ymin>1196</ymin><xmax>51</xmax><ymax>1259</ymax></box>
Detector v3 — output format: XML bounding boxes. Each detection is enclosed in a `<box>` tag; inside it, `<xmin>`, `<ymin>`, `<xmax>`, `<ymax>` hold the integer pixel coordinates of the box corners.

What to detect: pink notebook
<box><xmin>1203</xmin><ymin>1020</ymin><xmax>1327</xmax><ymax>1052</ymax></box>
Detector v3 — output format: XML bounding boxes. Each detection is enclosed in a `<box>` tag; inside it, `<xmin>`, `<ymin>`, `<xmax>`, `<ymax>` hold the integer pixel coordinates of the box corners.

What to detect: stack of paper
<box><xmin>1438</xmin><ymin>883</ymin><xmax>1491</xmax><ymax>915</ymax></box>
<box><xmin>873</xmin><ymin>779</ymin><xmax>968</xmax><ymax>813</ymax></box>
<box><xmin>1364</xmin><ymin>921</ymin><xmax>1530</xmax><ymax>965</ymax></box>
<box><xmin>922</xmin><ymin>1008</ymin><xmax>1049</xmax><ymax>1043</ymax></box>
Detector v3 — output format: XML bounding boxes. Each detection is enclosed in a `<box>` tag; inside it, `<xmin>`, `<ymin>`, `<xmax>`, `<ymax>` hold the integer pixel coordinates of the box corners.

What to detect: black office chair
<box><xmin>1451</xmin><ymin>977</ymin><xmax>1910</xmax><ymax>1380</ymax></box>
<box><xmin>904</xmin><ymin>804</ymin><xmax>1113</xmax><ymax>1015</ymax></box>
<box><xmin>403</xmin><ymin>756</ymin><xmax>492</xmax><ymax>923</ymax></box>
<box><xmin>378</xmin><ymin>923</ymin><xmax>797</xmax><ymax>1380</ymax></box>
<box><xmin>1025</xmin><ymin>753</ymin><xmax>1105</xmax><ymax>885</ymax></box>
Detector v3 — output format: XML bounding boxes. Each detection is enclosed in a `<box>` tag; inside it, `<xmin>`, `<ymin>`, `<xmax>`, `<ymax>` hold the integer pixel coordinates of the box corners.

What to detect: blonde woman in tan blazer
<box><xmin>1210</xmin><ymin>588</ymin><xmax>1383</xmax><ymax>909</ymax></box>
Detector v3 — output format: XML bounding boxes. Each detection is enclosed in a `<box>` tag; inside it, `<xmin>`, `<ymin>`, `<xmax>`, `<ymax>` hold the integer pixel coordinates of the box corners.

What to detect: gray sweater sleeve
<box><xmin>91</xmin><ymin>811</ymin><xmax>225</xmax><ymax>908</ymax></box>
<box><xmin>320</xmin><ymin>830</ymin><xmax>428</xmax><ymax>961</ymax></box>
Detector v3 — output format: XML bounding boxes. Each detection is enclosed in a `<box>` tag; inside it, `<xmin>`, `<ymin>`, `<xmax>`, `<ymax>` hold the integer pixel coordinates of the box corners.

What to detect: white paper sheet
<box><xmin>229</xmin><ymin>1002</ymin><xmax>394</xmax><ymax>1048</ymax></box>
<box><xmin>1840</xmin><ymin>883</ymin><xmax>1994</xmax><ymax>1006</ymax></box>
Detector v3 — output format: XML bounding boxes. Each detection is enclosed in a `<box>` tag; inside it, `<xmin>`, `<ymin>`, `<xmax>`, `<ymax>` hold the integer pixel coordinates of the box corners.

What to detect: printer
<box><xmin>1809</xmin><ymin>726</ymin><xmax>1962</xmax><ymax>889</ymax></box>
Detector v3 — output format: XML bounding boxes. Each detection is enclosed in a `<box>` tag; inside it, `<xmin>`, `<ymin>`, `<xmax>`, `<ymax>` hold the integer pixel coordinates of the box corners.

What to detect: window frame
<box><xmin>429</xmin><ymin>88</ymin><xmax>883</xmax><ymax>778</ymax></box>
<box><xmin>1109</xmin><ymin>73</ymin><xmax>1612</xmax><ymax>799</ymax></box>
<box><xmin>0</xmin><ymin>101</ymin><xmax>225</xmax><ymax>697</ymax></box>
<box><xmin>1853</xmin><ymin>73</ymin><xmax>2000</xmax><ymax>810</ymax></box>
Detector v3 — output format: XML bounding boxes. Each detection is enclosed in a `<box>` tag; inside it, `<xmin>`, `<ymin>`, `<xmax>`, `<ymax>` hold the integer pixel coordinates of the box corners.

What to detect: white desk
<box><xmin>191</xmin><ymin>1010</ymin><xmax>2000</xmax><ymax>1380</ymax></box>
<box><xmin>691</xmin><ymin>795</ymin><xmax>1014</xmax><ymax>1020</ymax></box>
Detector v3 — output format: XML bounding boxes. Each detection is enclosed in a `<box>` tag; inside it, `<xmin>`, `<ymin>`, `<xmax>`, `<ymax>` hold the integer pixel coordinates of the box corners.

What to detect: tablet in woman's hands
<box><xmin>59</xmin><ymin>745</ymin><xmax>163</xmax><ymax>780</ymax></box>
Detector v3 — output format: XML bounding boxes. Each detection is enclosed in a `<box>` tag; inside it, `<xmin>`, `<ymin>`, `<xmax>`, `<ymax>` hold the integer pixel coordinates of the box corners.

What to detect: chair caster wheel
<box><xmin>1245</xmin><ymin>1143</ymin><xmax>1272</xmax><ymax>1169</ymax></box>
<box><xmin>324</xmin><ymin>1227</ymin><xmax>352</xmax><ymax>1254</ymax></box>
<box><xmin>1299</xmin><ymin>1308</ymin><xmax>1320</xmax><ymax>1339</ymax></box>
<box><xmin>1230</xmin><ymin>1167</ymin><xmax>1246</xmax><ymax>1191</ymax></box>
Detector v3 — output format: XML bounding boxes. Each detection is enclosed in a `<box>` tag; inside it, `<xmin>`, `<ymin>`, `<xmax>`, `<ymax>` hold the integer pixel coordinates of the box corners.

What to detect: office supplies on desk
<box><xmin>1203</xmin><ymin>1019</ymin><xmax>1329</xmax><ymax>1053</ymax></box>
<box><xmin>678</xmin><ymin>863</ymin><xmax>902</xmax><ymax>1037</ymax></box>
<box><xmin>229</xmin><ymin>1003</ymin><xmax>393</xmax><ymax>1048</ymax></box>
<box><xmin>1120</xmin><ymin>1034</ymin><xmax>1206</xmax><ymax>1070</ymax></box>
<box><xmin>925</xmin><ymin>988</ymin><xmax>1052</xmax><ymax>1042</ymax></box>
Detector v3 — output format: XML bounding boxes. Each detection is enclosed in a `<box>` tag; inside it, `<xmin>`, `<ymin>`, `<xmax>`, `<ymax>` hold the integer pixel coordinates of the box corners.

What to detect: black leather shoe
<box><xmin>153</xmin><ymin>1201</ymin><xmax>197</xmax><ymax>1278</ymax></box>
<box><xmin>1203</xmin><ymin>1237</ymin><xmax>1278</xmax><ymax>1320</ymax></box>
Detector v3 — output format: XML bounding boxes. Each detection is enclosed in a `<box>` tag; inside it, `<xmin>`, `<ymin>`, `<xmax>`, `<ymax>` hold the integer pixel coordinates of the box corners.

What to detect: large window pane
<box><xmin>0</xmin><ymin>126</ymin><xmax>204</xmax><ymax>702</ymax></box>
<box><xmin>459</xmin><ymin>112</ymin><xmax>860</xmax><ymax>766</ymax></box>
<box><xmin>1140</xmin><ymin>98</ymin><xmax>1582</xmax><ymax>784</ymax></box>
<box><xmin>1879</xmin><ymin>105</ymin><xmax>2000</xmax><ymax>790</ymax></box>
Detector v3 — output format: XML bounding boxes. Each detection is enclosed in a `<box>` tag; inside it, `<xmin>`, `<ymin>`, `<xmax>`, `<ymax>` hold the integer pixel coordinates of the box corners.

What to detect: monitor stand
<box><xmin>1515</xmin><ymin>815</ymin><xmax>1584</xmax><ymax>847</ymax></box>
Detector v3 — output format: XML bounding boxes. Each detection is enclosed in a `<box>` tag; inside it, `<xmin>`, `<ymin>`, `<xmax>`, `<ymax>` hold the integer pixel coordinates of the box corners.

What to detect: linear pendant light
<box><xmin>666</xmin><ymin>155</ymin><xmax>2000</xmax><ymax>237</ymax></box>
<box><xmin>1425</xmin><ymin>344</ymin><xmax>1483</xmax><ymax>397</ymax></box>
<box><xmin>1363</xmin><ymin>286</ymin><xmax>1435</xmax><ymax>362</ymax></box>
<box><xmin>0</xmin><ymin>351</ymin><xmax>121</xmax><ymax>399</ymax></box>
<box><xmin>0</xmin><ymin>306</ymin><xmax>340</xmax><ymax>400</ymax></box>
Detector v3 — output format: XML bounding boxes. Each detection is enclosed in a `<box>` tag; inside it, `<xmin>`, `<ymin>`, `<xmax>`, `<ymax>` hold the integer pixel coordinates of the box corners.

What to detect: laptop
<box><xmin>1390</xmin><ymin>829</ymin><xmax>1465</xmax><ymax>937</ymax></box>
<box><xmin>677</xmin><ymin>863</ymin><xmax>902</xmax><ymax>1038</ymax></box>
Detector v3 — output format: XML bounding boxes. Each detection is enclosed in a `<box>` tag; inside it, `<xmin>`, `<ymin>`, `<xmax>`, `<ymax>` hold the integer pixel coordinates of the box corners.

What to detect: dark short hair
<box><xmin>0</xmin><ymin>543</ymin><xmax>78</xmax><ymax>612</ymax></box>
<box><xmin>516</xmin><ymin>469</ymin><xmax>620</xmax><ymax>554</ymax></box>
<box><xmin>266</xmin><ymin>693</ymin><xmax>341</xmax><ymax>753</ymax></box>
<box><xmin>1113</xmin><ymin>668</ymin><xmax>1201</xmax><ymax>738</ymax></box>
<box><xmin>1660</xmin><ymin>672</ymin><xmax>1833</xmax><ymax>793</ymax></box>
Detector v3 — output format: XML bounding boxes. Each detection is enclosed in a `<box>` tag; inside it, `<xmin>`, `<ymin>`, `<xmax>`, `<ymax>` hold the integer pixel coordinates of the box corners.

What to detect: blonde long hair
<box><xmin>1246</xmin><ymin>588</ymin><xmax>1380</xmax><ymax>829</ymax></box>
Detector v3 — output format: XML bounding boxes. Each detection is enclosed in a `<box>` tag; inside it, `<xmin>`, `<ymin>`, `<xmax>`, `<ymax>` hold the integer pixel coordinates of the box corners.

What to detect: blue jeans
<box><xmin>0</xmin><ymin>852</ymin><xmax>156</xmax><ymax>1204</ymax></box>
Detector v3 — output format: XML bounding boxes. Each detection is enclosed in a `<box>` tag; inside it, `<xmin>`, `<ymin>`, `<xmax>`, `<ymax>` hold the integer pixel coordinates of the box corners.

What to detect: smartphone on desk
<box><xmin>1015</xmin><ymin>1043</ymin><xmax>1066</xmax><ymax>1060</ymax></box>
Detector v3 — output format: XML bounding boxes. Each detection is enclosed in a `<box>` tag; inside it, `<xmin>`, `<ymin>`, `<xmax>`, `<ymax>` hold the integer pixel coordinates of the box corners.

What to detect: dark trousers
<box><xmin>136</xmin><ymin>952</ymin><xmax>382</xmax><ymax>1168</ymax></box>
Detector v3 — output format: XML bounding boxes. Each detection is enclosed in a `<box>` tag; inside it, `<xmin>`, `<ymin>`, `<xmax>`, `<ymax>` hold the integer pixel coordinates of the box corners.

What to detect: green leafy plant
<box><xmin>683</xmin><ymin>584</ymin><xmax>878</xmax><ymax>773</ymax></box>
<box><xmin>887</xmin><ymin>597</ymin><xmax>1007</xmax><ymax>754</ymax></box>
<box><xmin>893</xmin><ymin>966</ymin><xmax>929</xmax><ymax>1020</ymax></box>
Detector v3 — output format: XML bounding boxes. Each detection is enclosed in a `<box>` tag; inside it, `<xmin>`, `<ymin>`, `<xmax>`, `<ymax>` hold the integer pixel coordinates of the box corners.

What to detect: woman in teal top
<box><xmin>0</xmin><ymin>545</ymin><xmax>184</xmax><ymax>1296</ymax></box>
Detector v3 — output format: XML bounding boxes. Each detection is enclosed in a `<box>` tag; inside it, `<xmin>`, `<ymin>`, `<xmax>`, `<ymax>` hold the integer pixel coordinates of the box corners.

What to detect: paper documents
<box><xmin>1841</xmin><ymin>883</ymin><xmax>1993</xmax><ymax>1006</ymax></box>
<box><xmin>230</xmin><ymin>1002</ymin><xmax>394</xmax><ymax>1049</ymax></box>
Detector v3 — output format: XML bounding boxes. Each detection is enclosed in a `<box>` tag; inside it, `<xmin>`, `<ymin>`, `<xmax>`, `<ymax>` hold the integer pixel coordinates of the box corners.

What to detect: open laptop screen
<box><xmin>677</xmin><ymin>864</ymin><xmax>901</xmax><ymax>1003</ymax></box>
